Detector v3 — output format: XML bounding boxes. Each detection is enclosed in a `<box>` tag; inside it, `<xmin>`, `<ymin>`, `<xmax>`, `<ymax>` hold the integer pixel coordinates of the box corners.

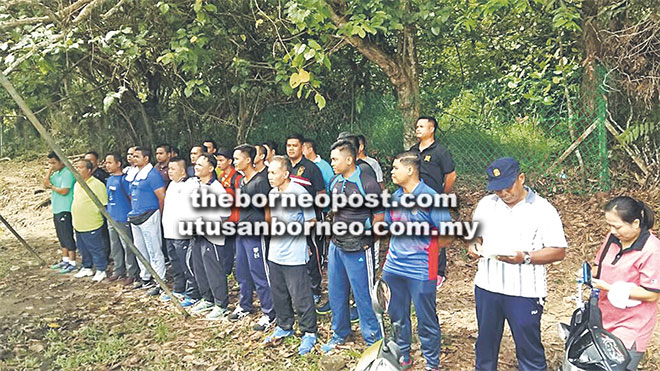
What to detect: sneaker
<box><xmin>228</xmin><ymin>306</ymin><xmax>250</xmax><ymax>322</ymax></box>
<box><xmin>91</xmin><ymin>270</ymin><xmax>107</xmax><ymax>282</ymax></box>
<box><xmin>298</xmin><ymin>332</ymin><xmax>317</xmax><ymax>355</ymax></box>
<box><xmin>205</xmin><ymin>306</ymin><xmax>229</xmax><ymax>320</ymax></box>
<box><xmin>50</xmin><ymin>261</ymin><xmax>66</xmax><ymax>270</ymax></box>
<box><xmin>190</xmin><ymin>299</ymin><xmax>214</xmax><ymax>315</ymax></box>
<box><xmin>253</xmin><ymin>314</ymin><xmax>276</xmax><ymax>331</ymax></box>
<box><xmin>141</xmin><ymin>280</ymin><xmax>156</xmax><ymax>290</ymax></box>
<box><xmin>132</xmin><ymin>280</ymin><xmax>148</xmax><ymax>289</ymax></box>
<box><xmin>74</xmin><ymin>268</ymin><xmax>94</xmax><ymax>278</ymax></box>
<box><xmin>147</xmin><ymin>286</ymin><xmax>161</xmax><ymax>296</ymax></box>
<box><xmin>313</xmin><ymin>294</ymin><xmax>321</xmax><ymax>305</ymax></box>
<box><xmin>400</xmin><ymin>354</ymin><xmax>414</xmax><ymax>370</ymax></box>
<box><xmin>425</xmin><ymin>367</ymin><xmax>439</xmax><ymax>371</ymax></box>
<box><xmin>160</xmin><ymin>292</ymin><xmax>184</xmax><ymax>302</ymax></box>
<box><xmin>263</xmin><ymin>326</ymin><xmax>293</xmax><ymax>344</ymax></box>
<box><xmin>58</xmin><ymin>263</ymin><xmax>76</xmax><ymax>274</ymax></box>
<box><xmin>316</xmin><ymin>301</ymin><xmax>331</xmax><ymax>315</ymax></box>
<box><xmin>350</xmin><ymin>305</ymin><xmax>359</xmax><ymax>323</ymax></box>
<box><xmin>180</xmin><ymin>296</ymin><xmax>198</xmax><ymax>308</ymax></box>
<box><xmin>321</xmin><ymin>334</ymin><xmax>345</xmax><ymax>354</ymax></box>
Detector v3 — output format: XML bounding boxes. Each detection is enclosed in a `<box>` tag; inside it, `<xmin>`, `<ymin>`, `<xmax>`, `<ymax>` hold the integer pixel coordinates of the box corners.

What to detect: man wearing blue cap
<box><xmin>467</xmin><ymin>157</ymin><xmax>567</xmax><ymax>371</ymax></box>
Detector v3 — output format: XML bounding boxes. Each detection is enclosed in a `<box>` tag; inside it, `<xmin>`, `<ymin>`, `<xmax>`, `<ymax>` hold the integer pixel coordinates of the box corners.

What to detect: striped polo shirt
<box><xmin>472</xmin><ymin>187</ymin><xmax>568</xmax><ymax>298</ymax></box>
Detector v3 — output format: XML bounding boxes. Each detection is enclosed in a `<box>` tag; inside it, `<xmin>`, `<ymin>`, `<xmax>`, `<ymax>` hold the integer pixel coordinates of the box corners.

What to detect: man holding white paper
<box><xmin>467</xmin><ymin>157</ymin><xmax>567</xmax><ymax>371</ymax></box>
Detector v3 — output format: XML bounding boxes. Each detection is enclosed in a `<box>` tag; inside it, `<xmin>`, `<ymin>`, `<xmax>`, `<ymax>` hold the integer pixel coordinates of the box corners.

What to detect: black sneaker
<box><xmin>141</xmin><ymin>280</ymin><xmax>156</xmax><ymax>290</ymax></box>
<box><xmin>229</xmin><ymin>306</ymin><xmax>250</xmax><ymax>322</ymax></box>
<box><xmin>316</xmin><ymin>300</ymin><xmax>331</xmax><ymax>315</ymax></box>
<box><xmin>147</xmin><ymin>286</ymin><xmax>161</xmax><ymax>296</ymax></box>
<box><xmin>132</xmin><ymin>279</ymin><xmax>151</xmax><ymax>290</ymax></box>
<box><xmin>350</xmin><ymin>304</ymin><xmax>359</xmax><ymax>323</ymax></box>
<box><xmin>253</xmin><ymin>314</ymin><xmax>276</xmax><ymax>331</ymax></box>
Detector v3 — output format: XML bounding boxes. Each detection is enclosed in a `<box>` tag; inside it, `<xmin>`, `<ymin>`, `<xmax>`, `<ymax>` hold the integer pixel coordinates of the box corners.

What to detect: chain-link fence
<box><xmin>250</xmin><ymin>68</ymin><xmax>610</xmax><ymax>194</ymax></box>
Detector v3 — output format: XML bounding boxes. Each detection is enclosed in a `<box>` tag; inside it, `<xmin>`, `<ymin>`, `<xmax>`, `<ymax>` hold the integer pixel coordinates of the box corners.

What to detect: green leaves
<box><xmin>314</xmin><ymin>92</ymin><xmax>326</xmax><ymax>109</ymax></box>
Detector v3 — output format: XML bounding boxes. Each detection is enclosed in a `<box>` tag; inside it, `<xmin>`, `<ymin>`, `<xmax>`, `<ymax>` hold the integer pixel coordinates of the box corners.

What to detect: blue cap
<box><xmin>486</xmin><ymin>157</ymin><xmax>520</xmax><ymax>191</ymax></box>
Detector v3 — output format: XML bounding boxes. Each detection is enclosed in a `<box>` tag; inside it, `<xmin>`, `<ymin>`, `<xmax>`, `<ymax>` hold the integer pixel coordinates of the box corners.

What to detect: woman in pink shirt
<box><xmin>593</xmin><ymin>196</ymin><xmax>660</xmax><ymax>370</ymax></box>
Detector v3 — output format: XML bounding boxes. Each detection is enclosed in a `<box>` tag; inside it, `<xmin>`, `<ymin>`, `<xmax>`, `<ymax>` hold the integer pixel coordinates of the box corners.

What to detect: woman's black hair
<box><xmin>604</xmin><ymin>196</ymin><xmax>655</xmax><ymax>229</ymax></box>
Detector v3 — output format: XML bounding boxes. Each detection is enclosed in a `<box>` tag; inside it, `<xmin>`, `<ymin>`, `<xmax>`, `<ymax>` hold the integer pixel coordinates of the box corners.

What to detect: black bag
<box><xmin>128</xmin><ymin>209</ymin><xmax>157</xmax><ymax>225</ymax></box>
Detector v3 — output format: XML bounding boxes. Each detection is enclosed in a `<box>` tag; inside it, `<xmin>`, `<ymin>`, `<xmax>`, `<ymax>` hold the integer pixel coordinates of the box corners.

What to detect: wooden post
<box><xmin>0</xmin><ymin>212</ymin><xmax>47</xmax><ymax>265</ymax></box>
<box><xmin>0</xmin><ymin>71</ymin><xmax>190</xmax><ymax>317</ymax></box>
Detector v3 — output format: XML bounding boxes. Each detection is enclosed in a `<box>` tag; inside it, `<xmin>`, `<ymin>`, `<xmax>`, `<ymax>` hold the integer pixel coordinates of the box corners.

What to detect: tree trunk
<box><xmin>327</xmin><ymin>1</ymin><xmax>420</xmax><ymax>148</ymax></box>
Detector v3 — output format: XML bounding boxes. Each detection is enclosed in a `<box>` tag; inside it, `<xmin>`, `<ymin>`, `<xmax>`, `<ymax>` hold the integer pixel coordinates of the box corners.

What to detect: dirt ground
<box><xmin>1</xmin><ymin>159</ymin><xmax>659</xmax><ymax>370</ymax></box>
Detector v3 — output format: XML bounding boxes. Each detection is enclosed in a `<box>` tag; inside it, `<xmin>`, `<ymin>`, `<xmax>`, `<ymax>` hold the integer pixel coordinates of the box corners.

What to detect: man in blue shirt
<box><xmin>263</xmin><ymin>156</ymin><xmax>318</xmax><ymax>355</ymax></box>
<box><xmin>105</xmin><ymin>153</ymin><xmax>140</xmax><ymax>284</ymax></box>
<box><xmin>383</xmin><ymin>151</ymin><xmax>452</xmax><ymax>371</ymax></box>
<box><xmin>128</xmin><ymin>146</ymin><xmax>166</xmax><ymax>295</ymax></box>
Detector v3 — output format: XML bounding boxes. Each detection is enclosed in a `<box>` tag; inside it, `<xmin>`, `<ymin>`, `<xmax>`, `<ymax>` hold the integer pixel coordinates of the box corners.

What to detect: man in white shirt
<box><xmin>468</xmin><ymin>157</ymin><xmax>567</xmax><ymax>371</ymax></box>
<box><xmin>161</xmin><ymin>157</ymin><xmax>199</xmax><ymax>307</ymax></box>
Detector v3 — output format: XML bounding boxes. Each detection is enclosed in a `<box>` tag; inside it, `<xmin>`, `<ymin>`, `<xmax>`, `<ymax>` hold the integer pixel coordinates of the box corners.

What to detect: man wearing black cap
<box><xmin>467</xmin><ymin>157</ymin><xmax>567</xmax><ymax>371</ymax></box>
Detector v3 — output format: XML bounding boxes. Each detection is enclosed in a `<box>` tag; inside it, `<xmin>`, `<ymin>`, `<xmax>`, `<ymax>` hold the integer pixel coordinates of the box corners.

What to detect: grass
<box><xmin>45</xmin><ymin>325</ymin><xmax>130</xmax><ymax>369</ymax></box>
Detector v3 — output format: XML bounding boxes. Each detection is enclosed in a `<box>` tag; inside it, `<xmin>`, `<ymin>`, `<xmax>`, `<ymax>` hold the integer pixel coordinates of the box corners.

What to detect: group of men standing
<box><xmin>45</xmin><ymin>115</ymin><xmax>566</xmax><ymax>370</ymax></box>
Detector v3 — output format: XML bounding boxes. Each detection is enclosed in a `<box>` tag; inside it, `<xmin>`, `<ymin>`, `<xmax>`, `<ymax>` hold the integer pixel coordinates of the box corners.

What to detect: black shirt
<box><xmin>291</xmin><ymin>157</ymin><xmax>325</xmax><ymax>195</ymax></box>
<box><xmin>409</xmin><ymin>140</ymin><xmax>455</xmax><ymax>194</ymax></box>
<box><xmin>92</xmin><ymin>167</ymin><xmax>109</xmax><ymax>184</ymax></box>
<box><xmin>329</xmin><ymin>166</ymin><xmax>383</xmax><ymax>251</ymax></box>
<box><xmin>357</xmin><ymin>159</ymin><xmax>377</xmax><ymax>181</ymax></box>
<box><xmin>239</xmin><ymin>170</ymin><xmax>271</xmax><ymax>222</ymax></box>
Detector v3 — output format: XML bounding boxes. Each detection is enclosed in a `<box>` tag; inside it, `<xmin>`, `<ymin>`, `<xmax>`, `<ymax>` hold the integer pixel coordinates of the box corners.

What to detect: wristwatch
<box><xmin>523</xmin><ymin>252</ymin><xmax>532</xmax><ymax>265</ymax></box>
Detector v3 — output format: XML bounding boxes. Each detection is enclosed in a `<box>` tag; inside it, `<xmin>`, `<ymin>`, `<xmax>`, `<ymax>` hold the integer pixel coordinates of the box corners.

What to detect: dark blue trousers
<box><xmin>327</xmin><ymin>242</ymin><xmax>381</xmax><ymax>345</ymax></box>
<box><xmin>235</xmin><ymin>235</ymin><xmax>274</xmax><ymax>316</ymax></box>
<box><xmin>221</xmin><ymin>235</ymin><xmax>236</xmax><ymax>276</ymax></box>
<box><xmin>76</xmin><ymin>227</ymin><xmax>107</xmax><ymax>271</ymax></box>
<box><xmin>383</xmin><ymin>271</ymin><xmax>441</xmax><ymax>368</ymax></box>
<box><xmin>165</xmin><ymin>239</ymin><xmax>189</xmax><ymax>294</ymax></box>
<box><xmin>475</xmin><ymin>286</ymin><xmax>546</xmax><ymax>371</ymax></box>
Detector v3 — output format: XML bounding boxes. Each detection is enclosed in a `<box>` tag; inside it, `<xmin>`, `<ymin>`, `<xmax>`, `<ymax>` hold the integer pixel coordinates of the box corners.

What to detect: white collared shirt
<box><xmin>472</xmin><ymin>187</ymin><xmax>567</xmax><ymax>298</ymax></box>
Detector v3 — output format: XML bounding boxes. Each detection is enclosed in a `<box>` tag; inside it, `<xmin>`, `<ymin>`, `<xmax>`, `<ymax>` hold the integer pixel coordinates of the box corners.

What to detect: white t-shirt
<box><xmin>161</xmin><ymin>178</ymin><xmax>197</xmax><ymax>240</ymax></box>
<box><xmin>162</xmin><ymin>178</ymin><xmax>230</xmax><ymax>245</ymax></box>
<box><xmin>472</xmin><ymin>187</ymin><xmax>567</xmax><ymax>298</ymax></box>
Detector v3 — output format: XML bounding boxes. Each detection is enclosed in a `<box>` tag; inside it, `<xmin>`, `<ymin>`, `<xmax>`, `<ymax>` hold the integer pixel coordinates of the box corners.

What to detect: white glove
<box><xmin>608</xmin><ymin>281</ymin><xmax>642</xmax><ymax>309</ymax></box>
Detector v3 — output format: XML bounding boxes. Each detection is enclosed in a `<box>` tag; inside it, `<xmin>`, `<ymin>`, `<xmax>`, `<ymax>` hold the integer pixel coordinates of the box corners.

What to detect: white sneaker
<box><xmin>92</xmin><ymin>270</ymin><xmax>107</xmax><ymax>282</ymax></box>
<box><xmin>74</xmin><ymin>268</ymin><xmax>94</xmax><ymax>278</ymax></box>
<box><xmin>190</xmin><ymin>299</ymin><xmax>214</xmax><ymax>314</ymax></box>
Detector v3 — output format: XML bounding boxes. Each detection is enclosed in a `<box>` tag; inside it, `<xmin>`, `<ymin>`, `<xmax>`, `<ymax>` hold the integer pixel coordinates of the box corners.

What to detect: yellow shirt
<box><xmin>71</xmin><ymin>176</ymin><xmax>108</xmax><ymax>232</ymax></box>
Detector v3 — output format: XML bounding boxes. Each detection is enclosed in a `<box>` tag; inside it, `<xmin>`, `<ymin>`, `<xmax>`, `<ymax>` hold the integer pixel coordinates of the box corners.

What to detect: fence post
<box><xmin>597</xmin><ymin>66</ymin><xmax>610</xmax><ymax>191</ymax></box>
